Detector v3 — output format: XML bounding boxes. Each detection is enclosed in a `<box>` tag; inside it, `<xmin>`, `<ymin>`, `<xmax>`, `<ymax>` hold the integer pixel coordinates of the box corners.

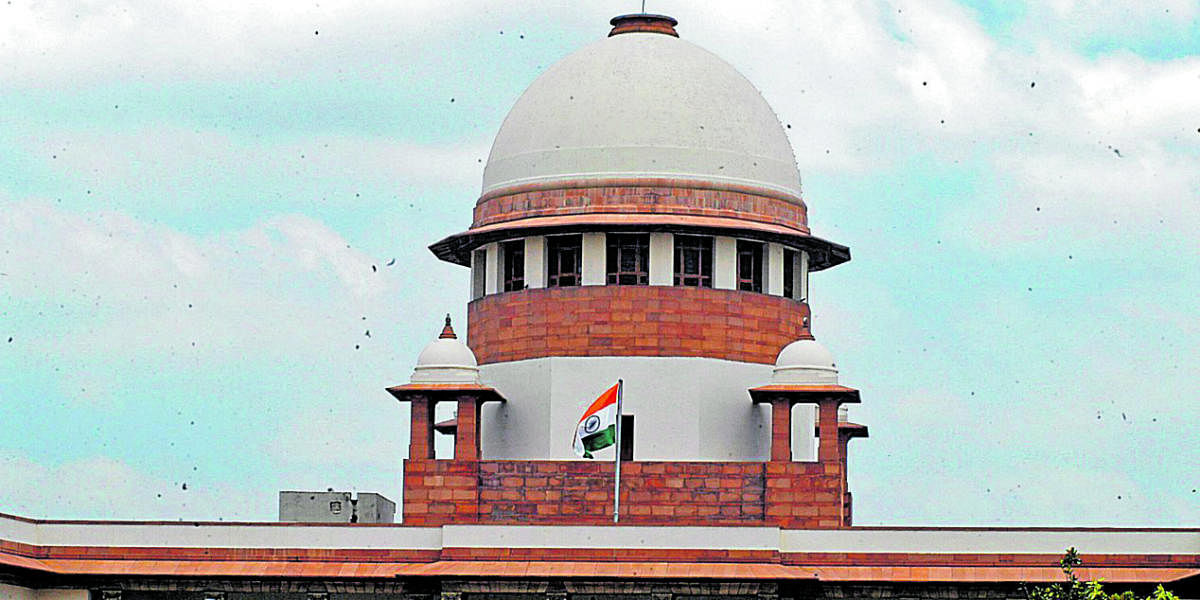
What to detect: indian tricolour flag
<box><xmin>573</xmin><ymin>382</ymin><xmax>620</xmax><ymax>459</ymax></box>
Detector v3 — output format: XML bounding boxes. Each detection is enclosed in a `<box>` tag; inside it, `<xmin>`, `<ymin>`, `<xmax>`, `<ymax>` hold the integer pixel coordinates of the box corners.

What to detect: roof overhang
<box><xmin>386</xmin><ymin>383</ymin><xmax>506</xmax><ymax>404</ymax></box>
<box><xmin>429</xmin><ymin>214</ymin><xmax>851</xmax><ymax>271</ymax></box>
<box><xmin>815</xmin><ymin>421</ymin><xmax>870</xmax><ymax>440</ymax></box>
<box><xmin>749</xmin><ymin>385</ymin><xmax>861</xmax><ymax>405</ymax></box>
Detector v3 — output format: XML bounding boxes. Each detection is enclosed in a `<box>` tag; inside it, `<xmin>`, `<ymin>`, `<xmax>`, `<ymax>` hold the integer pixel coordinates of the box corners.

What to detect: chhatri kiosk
<box><xmin>2</xmin><ymin>13</ymin><xmax>1196</xmax><ymax>600</ymax></box>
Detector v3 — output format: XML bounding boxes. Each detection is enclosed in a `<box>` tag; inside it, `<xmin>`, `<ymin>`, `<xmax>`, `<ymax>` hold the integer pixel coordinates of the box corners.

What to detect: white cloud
<box><xmin>7</xmin><ymin>0</ymin><xmax>1194</xmax><ymax>242</ymax></box>
<box><xmin>24</xmin><ymin>125</ymin><xmax>490</xmax><ymax>199</ymax></box>
<box><xmin>269</xmin><ymin>409</ymin><xmax>402</xmax><ymax>464</ymax></box>
<box><xmin>850</xmin><ymin>378</ymin><xmax>1198</xmax><ymax>526</ymax></box>
<box><xmin>0</xmin><ymin>454</ymin><xmax>247</xmax><ymax>520</ymax></box>
<box><xmin>0</xmin><ymin>0</ymin><xmax>482</xmax><ymax>85</ymax></box>
<box><xmin>675</xmin><ymin>1</ymin><xmax>1198</xmax><ymax>244</ymax></box>
<box><xmin>0</xmin><ymin>200</ymin><xmax>408</xmax><ymax>374</ymax></box>
<box><xmin>0</xmin><ymin>201</ymin><xmax>447</xmax><ymax>518</ymax></box>
<box><xmin>854</xmin><ymin>459</ymin><xmax>1193</xmax><ymax>526</ymax></box>
<box><xmin>978</xmin><ymin>143</ymin><xmax>1200</xmax><ymax>243</ymax></box>
<box><xmin>1036</xmin><ymin>0</ymin><xmax>1199</xmax><ymax>40</ymax></box>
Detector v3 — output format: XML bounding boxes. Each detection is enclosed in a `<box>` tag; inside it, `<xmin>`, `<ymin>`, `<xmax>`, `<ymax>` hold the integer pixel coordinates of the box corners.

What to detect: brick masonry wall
<box><xmin>480</xmin><ymin>461</ymin><xmax>765</xmax><ymax>525</ymax></box>
<box><xmin>467</xmin><ymin>286</ymin><xmax>812</xmax><ymax>365</ymax></box>
<box><xmin>473</xmin><ymin>181</ymin><xmax>809</xmax><ymax>233</ymax></box>
<box><xmin>402</xmin><ymin>459</ymin><xmax>479</xmax><ymax>526</ymax></box>
<box><xmin>402</xmin><ymin>459</ymin><xmax>843</xmax><ymax>528</ymax></box>
<box><xmin>765</xmin><ymin>461</ymin><xmax>845</xmax><ymax>529</ymax></box>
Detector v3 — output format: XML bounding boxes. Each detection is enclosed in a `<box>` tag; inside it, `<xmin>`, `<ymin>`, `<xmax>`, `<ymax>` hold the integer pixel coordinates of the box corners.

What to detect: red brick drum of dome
<box><xmin>467</xmin><ymin>286</ymin><xmax>813</xmax><ymax>365</ymax></box>
<box><xmin>473</xmin><ymin>179</ymin><xmax>809</xmax><ymax>232</ymax></box>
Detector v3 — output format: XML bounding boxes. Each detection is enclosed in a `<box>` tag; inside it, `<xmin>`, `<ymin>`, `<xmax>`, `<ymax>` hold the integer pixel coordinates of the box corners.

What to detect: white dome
<box><xmin>482</xmin><ymin>31</ymin><xmax>801</xmax><ymax>198</ymax></box>
<box><xmin>772</xmin><ymin>339</ymin><xmax>839</xmax><ymax>385</ymax></box>
<box><xmin>411</xmin><ymin>338</ymin><xmax>480</xmax><ymax>384</ymax></box>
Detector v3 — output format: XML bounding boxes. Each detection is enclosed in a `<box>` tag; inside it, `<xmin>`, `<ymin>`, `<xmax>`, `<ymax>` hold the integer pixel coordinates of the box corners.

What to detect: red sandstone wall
<box><xmin>480</xmin><ymin>461</ymin><xmax>765</xmax><ymax>524</ymax></box>
<box><xmin>402</xmin><ymin>459</ymin><xmax>843</xmax><ymax>528</ymax></box>
<box><xmin>764</xmin><ymin>461</ymin><xmax>845</xmax><ymax>528</ymax></box>
<box><xmin>467</xmin><ymin>286</ymin><xmax>811</xmax><ymax>365</ymax></box>
<box><xmin>474</xmin><ymin>181</ymin><xmax>808</xmax><ymax>232</ymax></box>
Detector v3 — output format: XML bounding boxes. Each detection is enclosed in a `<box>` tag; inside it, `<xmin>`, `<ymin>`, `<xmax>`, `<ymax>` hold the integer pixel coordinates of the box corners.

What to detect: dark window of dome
<box><xmin>736</xmin><ymin>240</ymin><xmax>764</xmax><ymax>293</ymax></box>
<box><xmin>783</xmin><ymin>248</ymin><xmax>796</xmax><ymax>299</ymax></box>
<box><xmin>606</xmin><ymin>234</ymin><xmax>649</xmax><ymax>285</ymax></box>
<box><xmin>501</xmin><ymin>240</ymin><xmax>525</xmax><ymax>292</ymax></box>
<box><xmin>546</xmin><ymin>235</ymin><xmax>582</xmax><ymax>287</ymax></box>
<box><xmin>673</xmin><ymin>235</ymin><xmax>713</xmax><ymax>287</ymax></box>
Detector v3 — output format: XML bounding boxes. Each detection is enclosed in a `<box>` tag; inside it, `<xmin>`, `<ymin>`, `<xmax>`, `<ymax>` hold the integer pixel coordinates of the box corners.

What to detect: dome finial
<box><xmin>609</xmin><ymin>13</ymin><xmax>678</xmax><ymax>37</ymax></box>
<box><xmin>439</xmin><ymin>314</ymin><xmax>457</xmax><ymax>339</ymax></box>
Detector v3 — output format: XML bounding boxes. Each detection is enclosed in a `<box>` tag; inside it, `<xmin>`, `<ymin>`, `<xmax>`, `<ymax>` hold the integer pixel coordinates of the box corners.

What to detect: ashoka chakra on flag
<box><xmin>573</xmin><ymin>382</ymin><xmax>619</xmax><ymax>459</ymax></box>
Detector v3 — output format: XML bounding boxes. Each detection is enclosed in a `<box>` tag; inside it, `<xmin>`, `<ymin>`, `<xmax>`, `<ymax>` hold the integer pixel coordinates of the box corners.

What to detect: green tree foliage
<box><xmin>1025</xmin><ymin>548</ymin><xmax>1179</xmax><ymax>600</ymax></box>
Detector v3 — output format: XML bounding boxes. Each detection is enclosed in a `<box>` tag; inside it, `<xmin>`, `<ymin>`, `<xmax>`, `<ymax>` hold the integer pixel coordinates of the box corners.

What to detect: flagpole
<box><xmin>613</xmin><ymin>379</ymin><xmax>623</xmax><ymax>523</ymax></box>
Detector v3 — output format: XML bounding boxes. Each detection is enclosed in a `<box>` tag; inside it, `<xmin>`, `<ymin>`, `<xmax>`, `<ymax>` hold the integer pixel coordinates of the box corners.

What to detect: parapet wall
<box><xmin>402</xmin><ymin>459</ymin><xmax>846</xmax><ymax>528</ymax></box>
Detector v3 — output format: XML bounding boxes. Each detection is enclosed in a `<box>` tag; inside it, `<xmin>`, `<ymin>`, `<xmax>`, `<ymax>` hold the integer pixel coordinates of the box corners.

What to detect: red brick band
<box><xmin>0</xmin><ymin>541</ymin><xmax>439</xmax><ymax>562</ymax></box>
<box><xmin>473</xmin><ymin>180</ymin><xmax>808</xmax><ymax>232</ymax></box>
<box><xmin>437</xmin><ymin>548</ymin><xmax>1200</xmax><ymax>568</ymax></box>
<box><xmin>467</xmin><ymin>286</ymin><xmax>811</xmax><ymax>365</ymax></box>
<box><xmin>402</xmin><ymin>459</ymin><xmax>843</xmax><ymax>528</ymax></box>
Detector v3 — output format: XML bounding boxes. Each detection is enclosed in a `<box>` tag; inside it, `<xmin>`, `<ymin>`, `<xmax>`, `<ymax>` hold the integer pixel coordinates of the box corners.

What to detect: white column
<box><xmin>483</xmin><ymin>242</ymin><xmax>500</xmax><ymax>295</ymax></box>
<box><xmin>0</xmin><ymin>584</ymin><xmax>35</xmax><ymax>600</ymax></box>
<box><xmin>767</xmin><ymin>243</ymin><xmax>784</xmax><ymax>296</ymax></box>
<box><xmin>649</xmin><ymin>232</ymin><xmax>673</xmax><ymax>286</ymax></box>
<box><xmin>42</xmin><ymin>589</ymin><xmax>91</xmax><ymax>600</ymax></box>
<box><xmin>524</xmin><ymin>236</ymin><xmax>546</xmax><ymax>289</ymax></box>
<box><xmin>800</xmin><ymin>250</ymin><xmax>810</xmax><ymax>301</ymax></box>
<box><xmin>581</xmin><ymin>233</ymin><xmax>606</xmax><ymax>286</ymax></box>
<box><xmin>713</xmin><ymin>236</ymin><xmax>736</xmax><ymax>290</ymax></box>
<box><xmin>0</xmin><ymin>584</ymin><xmax>89</xmax><ymax>600</ymax></box>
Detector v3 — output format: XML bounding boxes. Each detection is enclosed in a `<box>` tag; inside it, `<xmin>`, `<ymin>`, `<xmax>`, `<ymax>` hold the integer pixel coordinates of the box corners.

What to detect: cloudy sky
<box><xmin>1</xmin><ymin>0</ymin><xmax>1196</xmax><ymax>526</ymax></box>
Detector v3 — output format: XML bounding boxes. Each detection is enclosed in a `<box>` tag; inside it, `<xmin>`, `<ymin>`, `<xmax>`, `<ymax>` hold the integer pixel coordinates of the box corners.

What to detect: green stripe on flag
<box><xmin>581</xmin><ymin>425</ymin><xmax>616</xmax><ymax>459</ymax></box>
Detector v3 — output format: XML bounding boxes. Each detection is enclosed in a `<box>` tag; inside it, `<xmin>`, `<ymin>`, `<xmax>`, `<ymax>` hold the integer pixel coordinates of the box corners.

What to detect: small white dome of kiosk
<box><xmin>772</xmin><ymin>338</ymin><xmax>839</xmax><ymax>386</ymax></box>
<box><xmin>410</xmin><ymin>316</ymin><xmax>480</xmax><ymax>384</ymax></box>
